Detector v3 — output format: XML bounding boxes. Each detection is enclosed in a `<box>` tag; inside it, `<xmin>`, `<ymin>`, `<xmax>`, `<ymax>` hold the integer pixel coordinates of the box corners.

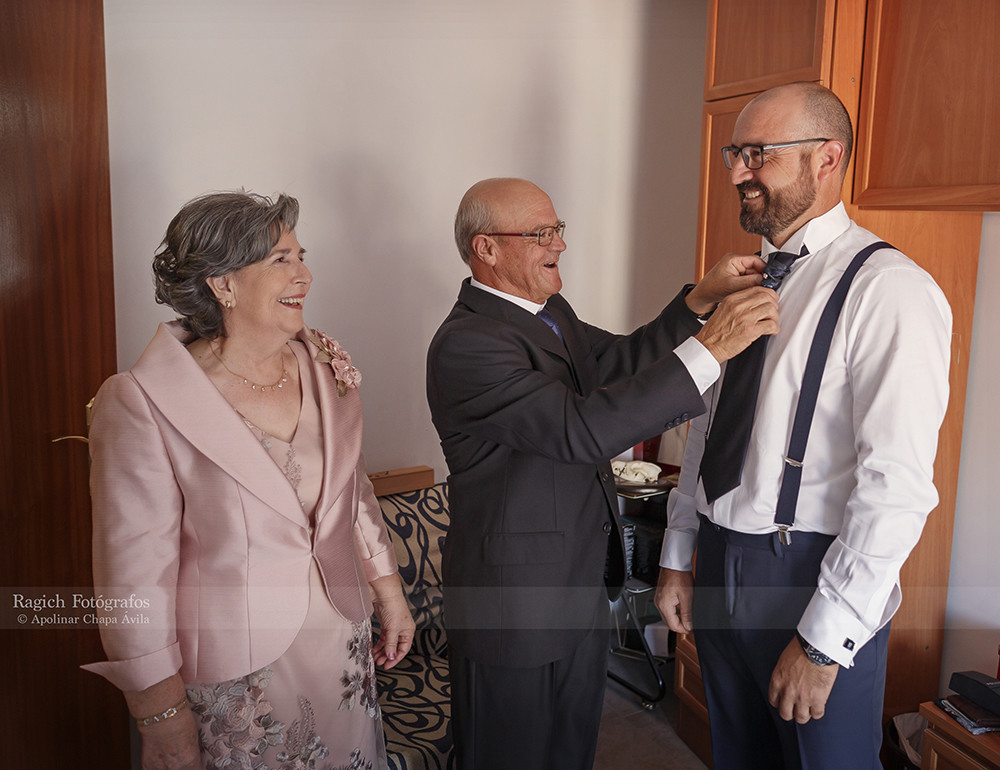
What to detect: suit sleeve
<box><xmin>80</xmin><ymin>374</ymin><xmax>184</xmax><ymax>692</ymax></box>
<box><xmin>580</xmin><ymin>287</ymin><xmax>704</xmax><ymax>382</ymax></box>
<box><xmin>427</xmin><ymin>292</ymin><xmax>707</xmax><ymax>465</ymax></box>
<box><xmin>351</xmin><ymin>452</ymin><xmax>400</xmax><ymax>582</ymax></box>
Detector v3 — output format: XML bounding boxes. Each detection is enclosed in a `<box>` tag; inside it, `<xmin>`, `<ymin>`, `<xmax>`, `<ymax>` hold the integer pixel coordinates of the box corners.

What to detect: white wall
<box><xmin>940</xmin><ymin>212</ymin><xmax>1000</xmax><ymax>688</ymax></box>
<box><xmin>105</xmin><ymin>0</ymin><xmax>999</xmax><ymax>695</ymax></box>
<box><xmin>626</xmin><ymin>0</ymin><xmax>708</xmax><ymax>328</ymax></box>
<box><xmin>104</xmin><ymin>0</ymin><xmax>656</xmax><ymax>478</ymax></box>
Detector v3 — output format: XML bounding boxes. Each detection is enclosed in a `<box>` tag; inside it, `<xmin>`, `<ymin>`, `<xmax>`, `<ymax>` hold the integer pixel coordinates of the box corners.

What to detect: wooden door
<box><xmin>0</xmin><ymin>0</ymin><xmax>129</xmax><ymax>765</ymax></box>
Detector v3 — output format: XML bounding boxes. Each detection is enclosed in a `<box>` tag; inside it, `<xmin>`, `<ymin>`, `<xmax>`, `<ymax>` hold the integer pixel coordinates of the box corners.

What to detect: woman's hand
<box><xmin>369</xmin><ymin>574</ymin><xmax>415</xmax><ymax>670</ymax></box>
<box><xmin>124</xmin><ymin>675</ymin><xmax>201</xmax><ymax>769</ymax></box>
<box><xmin>136</xmin><ymin>710</ymin><xmax>201</xmax><ymax>770</ymax></box>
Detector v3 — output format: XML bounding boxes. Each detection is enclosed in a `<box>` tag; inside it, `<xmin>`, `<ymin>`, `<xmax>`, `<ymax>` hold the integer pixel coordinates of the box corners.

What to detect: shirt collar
<box><xmin>761</xmin><ymin>201</ymin><xmax>851</xmax><ymax>260</ymax></box>
<box><xmin>470</xmin><ymin>277</ymin><xmax>546</xmax><ymax>314</ymax></box>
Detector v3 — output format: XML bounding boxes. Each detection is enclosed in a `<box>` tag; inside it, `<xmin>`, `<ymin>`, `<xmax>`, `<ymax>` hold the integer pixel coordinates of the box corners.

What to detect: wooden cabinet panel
<box><xmin>674</xmin><ymin>635</ymin><xmax>714</xmax><ymax>768</ymax></box>
<box><xmin>705</xmin><ymin>0</ymin><xmax>835</xmax><ymax>101</ymax></box>
<box><xmin>674</xmin><ymin>634</ymin><xmax>709</xmax><ymax>721</ymax></box>
<box><xmin>919</xmin><ymin>702</ymin><xmax>1000</xmax><ymax>770</ymax></box>
<box><xmin>854</xmin><ymin>0</ymin><xmax>1000</xmax><ymax>209</ymax></box>
<box><xmin>695</xmin><ymin>94</ymin><xmax>760</xmax><ymax>277</ymax></box>
<box><xmin>923</xmin><ymin>730</ymin><xmax>989</xmax><ymax>770</ymax></box>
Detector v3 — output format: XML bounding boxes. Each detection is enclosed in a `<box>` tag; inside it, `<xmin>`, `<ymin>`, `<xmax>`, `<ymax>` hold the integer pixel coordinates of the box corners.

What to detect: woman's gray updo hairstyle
<box><xmin>152</xmin><ymin>191</ymin><xmax>300</xmax><ymax>339</ymax></box>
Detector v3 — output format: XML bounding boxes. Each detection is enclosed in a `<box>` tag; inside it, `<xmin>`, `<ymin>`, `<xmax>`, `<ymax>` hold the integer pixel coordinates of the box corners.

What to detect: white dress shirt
<box><xmin>469</xmin><ymin>278</ymin><xmax>720</xmax><ymax>395</ymax></box>
<box><xmin>659</xmin><ymin>202</ymin><xmax>952</xmax><ymax>666</ymax></box>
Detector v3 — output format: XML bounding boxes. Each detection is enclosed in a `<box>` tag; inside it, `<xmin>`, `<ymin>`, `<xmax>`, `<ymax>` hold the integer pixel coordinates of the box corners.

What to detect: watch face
<box><xmin>797</xmin><ymin>633</ymin><xmax>835</xmax><ymax>665</ymax></box>
<box><xmin>805</xmin><ymin>646</ymin><xmax>835</xmax><ymax>666</ymax></box>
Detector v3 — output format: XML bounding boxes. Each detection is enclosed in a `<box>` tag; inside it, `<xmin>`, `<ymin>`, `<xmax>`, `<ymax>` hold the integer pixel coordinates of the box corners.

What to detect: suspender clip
<box><xmin>777</xmin><ymin>526</ymin><xmax>792</xmax><ymax>546</ymax></box>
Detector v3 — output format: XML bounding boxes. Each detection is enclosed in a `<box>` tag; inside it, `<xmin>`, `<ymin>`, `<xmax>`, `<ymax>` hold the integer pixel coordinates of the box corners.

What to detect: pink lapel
<box><xmin>299</xmin><ymin>327</ymin><xmax>364</xmax><ymax>523</ymax></box>
<box><xmin>130</xmin><ymin>322</ymin><xmax>309</xmax><ymax>528</ymax></box>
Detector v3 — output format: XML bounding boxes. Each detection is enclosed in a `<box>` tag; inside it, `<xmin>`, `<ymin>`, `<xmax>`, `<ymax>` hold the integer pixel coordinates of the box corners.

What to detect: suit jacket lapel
<box><xmin>457</xmin><ymin>280</ymin><xmax>581</xmax><ymax>384</ymax></box>
<box><xmin>539</xmin><ymin>296</ymin><xmax>592</xmax><ymax>395</ymax></box>
<box><xmin>130</xmin><ymin>322</ymin><xmax>308</xmax><ymax>528</ymax></box>
<box><xmin>301</xmin><ymin>327</ymin><xmax>365</xmax><ymax>524</ymax></box>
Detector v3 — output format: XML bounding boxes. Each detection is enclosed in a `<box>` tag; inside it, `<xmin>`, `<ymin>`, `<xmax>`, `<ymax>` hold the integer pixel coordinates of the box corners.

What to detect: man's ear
<box><xmin>815</xmin><ymin>139</ymin><xmax>846</xmax><ymax>184</ymax></box>
<box><xmin>471</xmin><ymin>234</ymin><xmax>498</xmax><ymax>267</ymax></box>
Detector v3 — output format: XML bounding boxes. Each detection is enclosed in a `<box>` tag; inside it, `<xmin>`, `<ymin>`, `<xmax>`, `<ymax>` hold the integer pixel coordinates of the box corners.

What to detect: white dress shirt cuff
<box><xmin>797</xmin><ymin>591</ymin><xmax>874</xmax><ymax>668</ymax></box>
<box><xmin>659</xmin><ymin>529</ymin><xmax>697</xmax><ymax>571</ymax></box>
<box><xmin>659</xmin><ymin>487</ymin><xmax>699</xmax><ymax>570</ymax></box>
<box><xmin>674</xmin><ymin>337</ymin><xmax>720</xmax><ymax>395</ymax></box>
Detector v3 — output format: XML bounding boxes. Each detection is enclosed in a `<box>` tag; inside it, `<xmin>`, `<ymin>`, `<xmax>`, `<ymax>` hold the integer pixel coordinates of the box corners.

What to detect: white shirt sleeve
<box><xmin>659</xmin><ymin>391</ymin><xmax>712</xmax><ymax>571</ymax></box>
<box><xmin>797</xmin><ymin>264</ymin><xmax>952</xmax><ymax>667</ymax></box>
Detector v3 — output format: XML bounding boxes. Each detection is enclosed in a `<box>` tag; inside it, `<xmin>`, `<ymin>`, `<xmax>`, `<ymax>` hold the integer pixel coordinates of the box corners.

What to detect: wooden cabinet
<box><xmin>697</xmin><ymin>0</ymin><xmax>869</xmax><ymax>275</ymax></box>
<box><xmin>674</xmin><ymin>633</ymin><xmax>714</xmax><ymax>768</ymax></box>
<box><xmin>705</xmin><ymin>0</ymin><xmax>835</xmax><ymax>100</ymax></box>
<box><xmin>854</xmin><ymin>0</ymin><xmax>1000</xmax><ymax>210</ymax></box>
<box><xmin>919</xmin><ymin>702</ymin><xmax>1000</xmax><ymax>770</ymax></box>
<box><xmin>705</xmin><ymin>0</ymin><xmax>1000</xmax><ymax>209</ymax></box>
<box><xmin>677</xmin><ymin>0</ymin><xmax>985</xmax><ymax>760</ymax></box>
<box><xmin>694</xmin><ymin>94</ymin><xmax>759</xmax><ymax>278</ymax></box>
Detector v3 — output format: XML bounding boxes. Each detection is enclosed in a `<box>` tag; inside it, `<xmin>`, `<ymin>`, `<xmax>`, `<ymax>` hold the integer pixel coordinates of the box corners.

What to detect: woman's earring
<box><xmin>225</xmin><ymin>299</ymin><xmax>233</xmax><ymax>309</ymax></box>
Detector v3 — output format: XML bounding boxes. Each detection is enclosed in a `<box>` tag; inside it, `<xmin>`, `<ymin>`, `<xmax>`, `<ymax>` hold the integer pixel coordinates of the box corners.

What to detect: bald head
<box><xmin>453</xmin><ymin>177</ymin><xmax>566</xmax><ymax>302</ymax></box>
<box><xmin>731</xmin><ymin>83</ymin><xmax>854</xmax><ymax>245</ymax></box>
<box><xmin>745</xmin><ymin>82</ymin><xmax>854</xmax><ymax>178</ymax></box>
<box><xmin>455</xmin><ymin>178</ymin><xmax>546</xmax><ymax>265</ymax></box>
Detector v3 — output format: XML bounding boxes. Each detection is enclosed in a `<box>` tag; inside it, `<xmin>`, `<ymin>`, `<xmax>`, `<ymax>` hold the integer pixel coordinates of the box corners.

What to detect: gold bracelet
<box><xmin>136</xmin><ymin>697</ymin><xmax>188</xmax><ymax>727</ymax></box>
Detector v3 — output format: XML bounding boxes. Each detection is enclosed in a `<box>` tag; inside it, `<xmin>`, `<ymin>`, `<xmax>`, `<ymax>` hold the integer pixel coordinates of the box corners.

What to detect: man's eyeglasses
<box><xmin>485</xmin><ymin>221</ymin><xmax>566</xmax><ymax>247</ymax></box>
<box><xmin>720</xmin><ymin>138</ymin><xmax>829</xmax><ymax>170</ymax></box>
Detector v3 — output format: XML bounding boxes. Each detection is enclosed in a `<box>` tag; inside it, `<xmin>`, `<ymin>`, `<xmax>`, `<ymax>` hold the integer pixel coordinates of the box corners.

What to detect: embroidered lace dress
<box><xmin>185</xmin><ymin>340</ymin><xmax>387</xmax><ymax>770</ymax></box>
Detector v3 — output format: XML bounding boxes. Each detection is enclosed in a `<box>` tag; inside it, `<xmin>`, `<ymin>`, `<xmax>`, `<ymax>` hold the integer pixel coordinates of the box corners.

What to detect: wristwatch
<box><xmin>796</xmin><ymin>632</ymin><xmax>836</xmax><ymax>666</ymax></box>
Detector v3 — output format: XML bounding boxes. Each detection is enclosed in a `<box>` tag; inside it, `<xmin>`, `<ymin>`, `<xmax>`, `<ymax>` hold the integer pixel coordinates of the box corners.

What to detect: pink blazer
<box><xmin>82</xmin><ymin>321</ymin><xmax>398</xmax><ymax>692</ymax></box>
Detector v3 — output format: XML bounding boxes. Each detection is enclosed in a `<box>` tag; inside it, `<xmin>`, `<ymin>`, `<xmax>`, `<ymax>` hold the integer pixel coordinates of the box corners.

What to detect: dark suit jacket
<box><xmin>426</xmin><ymin>279</ymin><xmax>707</xmax><ymax>667</ymax></box>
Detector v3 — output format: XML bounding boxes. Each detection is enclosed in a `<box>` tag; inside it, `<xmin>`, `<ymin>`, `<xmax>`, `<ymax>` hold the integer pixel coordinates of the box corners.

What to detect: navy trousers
<box><xmin>693</xmin><ymin>517</ymin><xmax>890</xmax><ymax>770</ymax></box>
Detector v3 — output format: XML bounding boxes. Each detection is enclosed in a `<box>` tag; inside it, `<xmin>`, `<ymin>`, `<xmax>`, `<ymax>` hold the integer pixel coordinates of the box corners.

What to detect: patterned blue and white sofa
<box><xmin>376</xmin><ymin>482</ymin><xmax>454</xmax><ymax>770</ymax></box>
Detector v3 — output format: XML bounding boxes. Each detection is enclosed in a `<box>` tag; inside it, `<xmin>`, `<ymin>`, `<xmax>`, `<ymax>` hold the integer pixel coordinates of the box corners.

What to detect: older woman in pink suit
<box><xmin>83</xmin><ymin>191</ymin><xmax>414</xmax><ymax>770</ymax></box>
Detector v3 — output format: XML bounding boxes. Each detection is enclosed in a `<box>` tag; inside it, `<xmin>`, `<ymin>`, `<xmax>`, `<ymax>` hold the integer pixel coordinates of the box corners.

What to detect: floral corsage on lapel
<box><xmin>309</xmin><ymin>329</ymin><xmax>362</xmax><ymax>397</ymax></box>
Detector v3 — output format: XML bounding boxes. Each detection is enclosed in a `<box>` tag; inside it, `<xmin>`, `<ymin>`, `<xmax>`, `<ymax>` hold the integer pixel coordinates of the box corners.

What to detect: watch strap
<box><xmin>796</xmin><ymin>632</ymin><xmax>836</xmax><ymax>666</ymax></box>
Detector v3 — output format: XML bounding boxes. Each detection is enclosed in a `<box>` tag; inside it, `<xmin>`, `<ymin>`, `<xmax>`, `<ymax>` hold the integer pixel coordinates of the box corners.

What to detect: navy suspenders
<box><xmin>773</xmin><ymin>241</ymin><xmax>892</xmax><ymax>545</ymax></box>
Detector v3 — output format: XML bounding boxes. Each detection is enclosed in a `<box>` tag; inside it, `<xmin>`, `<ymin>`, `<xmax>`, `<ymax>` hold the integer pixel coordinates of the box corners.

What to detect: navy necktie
<box><xmin>699</xmin><ymin>246</ymin><xmax>805</xmax><ymax>503</ymax></box>
<box><xmin>537</xmin><ymin>307</ymin><xmax>564</xmax><ymax>342</ymax></box>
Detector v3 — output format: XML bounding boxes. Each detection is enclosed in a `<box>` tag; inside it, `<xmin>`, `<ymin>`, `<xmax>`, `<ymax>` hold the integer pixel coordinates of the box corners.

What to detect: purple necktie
<box><xmin>537</xmin><ymin>307</ymin><xmax>564</xmax><ymax>342</ymax></box>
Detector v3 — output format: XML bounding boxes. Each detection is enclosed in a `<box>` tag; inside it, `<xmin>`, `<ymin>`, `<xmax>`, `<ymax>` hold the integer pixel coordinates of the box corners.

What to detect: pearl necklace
<box><xmin>211</xmin><ymin>344</ymin><xmax>289</xmax><ymax>393</ymax></box>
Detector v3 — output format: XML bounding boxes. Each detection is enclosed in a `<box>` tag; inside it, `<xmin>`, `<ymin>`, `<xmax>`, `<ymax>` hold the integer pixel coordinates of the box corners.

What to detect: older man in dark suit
<box><xmin>426</xmin><ymin>177</ymin><xmax>778</xmax><ymax>769</ymax></box>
